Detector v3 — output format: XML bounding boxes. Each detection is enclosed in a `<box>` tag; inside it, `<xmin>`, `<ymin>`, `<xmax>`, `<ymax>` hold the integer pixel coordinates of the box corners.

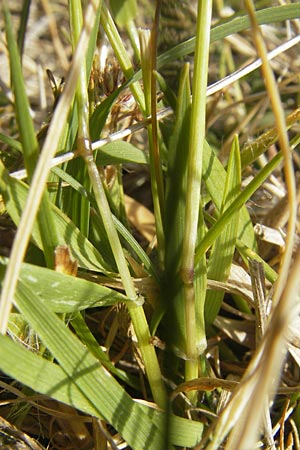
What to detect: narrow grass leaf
<box><xmin>13</xmin><ymin>279</ymin><xmax>166</xmax><ymax>449</ymax></box>
<box><xmin>0</xmin><ymin>161</ymin><xmax>113</xmax><ymax>273</ymax></box>
<box><xmin>11</xmin><ymin>280</ymin><xmax>203</xmax><ymax>448</ymax></box>
<box><xmin>0</xmin><ymin>134</ymin><xmax>22</xmax><ymax>152</ymax></box>
<box><xmin>3</xmin><ymin>2</ymin><xmax>39</xmax><ymax>177</ymax></box>
<box><xmin>236</xmin><ymin>240</ymin><xmax>278</xmax><ymax>284</ymax></box>
<box><xmin>0</xmin><ymin>333</ymin><xmax>203</xmax><ymax>447</ymax></box>
<box><xmin>205</xmin><ymin>136</ymin><xmax>241</xmax><ymax>324</ymax></box>
<box><xmin>240</xmin><ymin>107</ymin><xmax>300</xmax><ymax>169</ymax></box>
<box><xmin>3</xmin><ymin>1</ymin><xmax>58</xmax><ymax>266</ymax></box>
<box><xmin>0</xmin><ymin>257</ymin><xmax>125</xmax><ymax>313</ymax></box>
<box><xmin>164</xmin><ymin>63</ymin><xmax>192</xmax><ymax>357</ymax></box>
<box><xmin>89</xmin><ymin>86</ymin><xmax>124</xmax><ymax>141</ymax></box>
<box><xmin>70</xmin><ymin>312</ymin><xmax>139</xmax><ymax>388</ymax></box>
<box><xmin>203</xmin><ymin>139</ymin><xmax>256</xmax><ymax>250</ymax></box>
<box><xmin>109</xmin><ymin>0</ymin><xmax>137</xmax><ymax>28</ymax></box>
<box><xmin>16</xmin><ymin>0</ymin><xmax>30</xmax><ymax>59</ymax></box>
<box><xmin>157</xmin><ymin>5</ymin><xmax>300</xmax><ymax>72</ymax></box>
<box><xmin>52</xmin><ymin>166</ymin><xmax>159</xmax><ymax>280</ymax></box>
<box><xmin>100</xmin><ymin>4</ymin><xmax>145</xmax><ymax>112</ymax></box>
<box><xmin>96</xmin><ymin>141</ymin><xmax>148</xmax><ymax>165</ymax></box>
<box><xmin>196</xmin><ymin>152</ymin><xmax>283</xmax><ymax>264</ymax></box>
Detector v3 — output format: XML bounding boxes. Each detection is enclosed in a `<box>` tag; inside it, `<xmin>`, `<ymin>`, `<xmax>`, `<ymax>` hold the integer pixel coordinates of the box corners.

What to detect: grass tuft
<box><xmin>0</xmin><ymin>1</ymin><xmax>300</xmax><ymax>448</ymax></box>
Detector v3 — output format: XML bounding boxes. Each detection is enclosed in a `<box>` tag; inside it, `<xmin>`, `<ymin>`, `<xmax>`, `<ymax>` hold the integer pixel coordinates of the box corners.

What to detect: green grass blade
<box><xmin>195</xmin><ymin>152</ymin><xmax>283</xmax><ymax>264</ymax></box>
<box><xmin>236</xmin><ymin>240</ymin><xmax>278</xmax><ymax>284</ymax></box>
<box><xmin>100</xmin><ymin>3</ymin><xmax>145</xmax><ymax>112</ymax></box>
<box><xmin>164</xmin><ymin>63</ymin><xmax>192</xmax><ymax>357</ymax></box>
<box><xmin>139</xmin><ymin>28</ymin><xmax>165</xmax><ymax>266</ymax></box>
<box><xmin>89</xmin><ymin>86</ymin><xmax>123</xmax><ymax>141</ymax></box>
<box><xmin>0</xmin><ymin>133</ymin><xmax>22</xmax><ymax>152</ymax></box>
<box><xmin>3</xmin><ymin>1</ymin><xmax>58</xmax><ymax>267</ymax></box>
<box><xmin>205</xmin><ymin>136</ymin><xmax>241</xmax><ymax>324</ymax></box>
<box><xmin>17</xmin><ymin>0</ymin><xmax>31</xmax><ymax>60</ymax></box>
<box><xmin>72</xmin><ymin>3</ymin><xmax>166</xmax><ymax>407</ymax></box>
<box><xmin>194</xmin><ymin>207</ymin><xmax>208</xmax><ymax>356</ymax></box>
<box><xmin>96</xmin><ymin>141</ymin><xmax>148</xmax><ymax>165</ymax></box>
<box><xmin>203</xmin><ymin>139</ymin><xmax>256</xmax><ymax>250</ymax></box>
<box><xmin>181</xmin><ymin>1</ymin><xmax>212</xmax><ymax>388</ymax></box>
<box><xmin>70</xmin><ymin>312</ymin><xmax>139</xmax><ymax>388</ymax></box>
<box><xmin>109</xmin><ymin>0</ymin><xmax>140</xmax><ymax>59</ymax></box>
<box><xmin>0</xmin><ymin>161</ymin><xmax>113</xmax><ymax>273</ymax></box>
<box><xmin>109</xmin><ymin>0</ymin><xmax>137</xmax><ymax>28</ymax></box>
<box><xmin>52</xmin><ymin>166</ymin><xmax>159</xmax><ymax>280</ymax></box>
<box><xmin>3</xmin><ymin>3</ymin><xmax>37</xmax><ymax>169</ymax></box>
<box><xmin>8</xmin><ymin>280</ymin><xmax>203</xmax><ymax>448</ymax></box>
<box><xmin>0</xmin><ymin>331</ymin><xmax>203</xmax><ymax>447</ymax></box>
<box><xmin>0</xmin><ymin>257</ymin><xmax>125</xmax><ymax>312</ymax></box>
<box><xmin>85</xmin><ymin>1</ymin><xmax>102</xmax><ymax>80</ymax></box>
<box><xmin>13</xmin><ymin>279</ymin><xmax>167</xmax><ymax>449</ymax></box>
<box><xmin>240</xmin><ymin>107</ymin><xmax>300</xmax><ymax>169</ymax></box>
<box><xmin>157</xmin><ymin>5</ymin><xmax>300</xmax><ymax>72</ymax></box>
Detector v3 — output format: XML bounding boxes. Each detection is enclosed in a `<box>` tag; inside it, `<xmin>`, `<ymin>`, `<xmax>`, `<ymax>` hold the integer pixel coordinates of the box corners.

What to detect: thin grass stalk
<box><xmin>78</xmin><ymin>147</ymin><xmax>167</xmax><ymax>407</ymax></box>
<box><xmin>100</xmin><ymin>3</ymin><xmax>145</xmax><ymax>113</ymax></box>
<box><xmin>70</xmin><ymin>1</ymin><xmax>166</xmax><ymax>409</ymax></box>
<box><xmin>150</xmin><ymin>0</ymin><xmax>165</xmax><ymax>221</ymax></box>
<box><xmin>9</xmin><ymin>36</ymin><xmax>299</xmax><ymax>180</ymax></box>
<box><xmin>109</xmin><ymin>0</ymin><xmax>140</xmax><ymax>60</ymax></box>
<box><xmin>156</xmin><ymin>4</ymin><xmax>300</xmax><ymax>72</ymax></box>
<box><xmin>17</xmin><ymin>0</ymin><xmax>31</xmax><ymax>60</ymax></box>
<box><xmin>244</xmin><ymin>1</ymin><xmax>297</xmax><ymax>309</ymax></box>
<box><xmin>2</xmin><ymin>1</ymin><xmax>58</xmax><ymax>268</ymax></box>
<box><xmin>181</xmin><ymin>0</ymin><xmax>212</xmax><ymax>385</ymax></box>
<box><xmin>139</xmin><ymin>28</ymin><xmax>165</xmax><ymax>267</ymax></box>
<box><xmin>0</xmin><ymin>0</ymin><xmax>101</xmax><ymax>334</ymax></box>
<box><xmin>151</xmin><ymin>0</ymin><xmax>165</xmax><ymax>222</ymax></box>
<box><xmin>69</xmin><ymin>0</ymin><xmax>91</xmax><ymax>236</ymax></box>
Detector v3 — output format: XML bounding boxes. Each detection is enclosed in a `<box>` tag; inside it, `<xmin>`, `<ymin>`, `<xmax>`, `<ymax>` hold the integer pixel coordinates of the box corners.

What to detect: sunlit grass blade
<box><xmin>16</xmin><ymin>0</ymin><xmax>31</xmax><ymax>60</ymax></box>
<box><xmin>205</xmin><ymin>135</ymin><xmax>241</xmax><ymax>324</ymax></box>
<box><xmin>203</xmin><ymin>139</ymin><xmax>256</xmax><ymax>250</ymax></box>
<box><xmin>100</xmin><ymin>3</ymin><xmax>145</xmax><ymax>112</ymax></box>
<box><xmin>52</xmin><ymin>166</ymin><xmax>159</xmax><ymax>280</ymax></box>
<box><xmin>0</xmin><ymin>331</ymin><xmax>203</xmax><ymax>448</ymax></box>
<box><xmin>3</xmin><ymin>279</ymin><xmax>203</xmax><ymax>448</ymax></box>
<box><xmin>240</xmin><ymin>107</ymin><xmax>300</xmax><ymax>169</ymax></box>
<box><xmin>139</xmin><ymin>28</ymin><xmax>165</xmax><ymax>266</ymax></box>
<box><xmin>3</xmin><ymin>1</ymin><xmax>58</xmax><ymax>267</ymax></box>
<box><xmin>181</xmin><ymin>1</ymin><xmax>212</xmax><ymax>390</ymax></box>
<box><xmin>0</xmin><ymin>161</ymin><xmax>113</xmax><ymax>273</ymax></box>
<box><xmin>157</xmin><ymin>5</ymin><xmax>300</xmax><ymax>72</ymax></box>
<box><xmin>0</xmin><ymin>257</ymin><xmax>126</xmax><ymax>312</ymax></box>
<box><xmin>109</xmin><ymin>0</ymin><xmax>140</xmax><ymax>59</ymax></box>
<box><xmin>71</xmin><ymin>0</ymin><xmax>166</xmax><ymax>408</ymax></box>
<box><xmin>194</xmin><ymin>207</ymin><xmax>208</xmax><ymax>357</ymax></box>
<box><xmin>195</xmin><ymin>152</ymin><xmax>283</xmax><ymax>264</ymax></box>
<box><xmin>164</xmin><ymin>63</ymin><xmax>192</xmax><ymax>356</ymax></box>
<box><xmin>70</xmin><ymin>312</ymin><xmax>139</xmax><ymax>388</ymax></box>
<box><xmin>89</xmin><ymin>85</ymin><xmax>125</xmax><ymax>140</ymax></box>
<box><xmin>13</xmin><ymin>279</ymin><xmax>166</xmax><ymax>448</ymax></box>
<box><xmin>96</xmin><ymin>141</ymin><xmax>148</xmax><ymax>165</ymax></box>
<box><xmin>236</xmin><ymin>240</ymin><xmax>277</xmax><ymax>284</ymax></box>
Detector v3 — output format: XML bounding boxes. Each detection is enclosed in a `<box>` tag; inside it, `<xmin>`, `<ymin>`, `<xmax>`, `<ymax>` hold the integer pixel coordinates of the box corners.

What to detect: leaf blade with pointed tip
<box><xmin>205</xmin><ymin>136</ymin><xmax>241</xmax><ymax>324</ymax></box>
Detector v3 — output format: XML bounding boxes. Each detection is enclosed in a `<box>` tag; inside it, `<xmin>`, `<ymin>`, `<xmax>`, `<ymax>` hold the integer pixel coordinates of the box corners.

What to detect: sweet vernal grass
<box><xmin>0</xmin><ymin>1</ymin><xmax>299</xmax><ymax>448</ymax></box>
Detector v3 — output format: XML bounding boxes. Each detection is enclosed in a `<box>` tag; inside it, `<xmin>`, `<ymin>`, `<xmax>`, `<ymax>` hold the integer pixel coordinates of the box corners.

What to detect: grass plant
<box><xmin>0</xmin><ymin>1</ymin><xmax>300</xmax><ymax>448</ymax></box>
